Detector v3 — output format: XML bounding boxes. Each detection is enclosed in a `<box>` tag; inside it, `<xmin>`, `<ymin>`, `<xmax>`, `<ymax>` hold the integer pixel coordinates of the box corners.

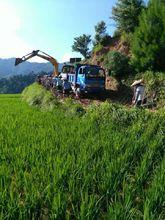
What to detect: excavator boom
<box><xmin>15</xmin><ymin>50</ymin><xmax>59</xmax><ymax>76</ymax></box>
<box><xmin>15</xmin><ymin>50</ymin><xmax>40</xmax><ymax>66</ymax></box>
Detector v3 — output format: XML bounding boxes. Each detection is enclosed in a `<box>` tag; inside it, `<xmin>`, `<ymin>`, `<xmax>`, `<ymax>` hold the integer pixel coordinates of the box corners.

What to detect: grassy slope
<box><xmin>0</xmin><ymin>89</ymin><xmax>164</xmax><ymax>219</ymax></box>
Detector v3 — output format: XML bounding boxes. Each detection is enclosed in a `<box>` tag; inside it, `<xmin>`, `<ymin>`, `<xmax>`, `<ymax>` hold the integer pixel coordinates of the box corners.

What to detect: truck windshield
<box><xmin>62</xmin><ymin>65</ymin><xmax>75</xmax><ymax>73</ymax></box>
<box><xmin>85</xmin><ymin>67</ymin><xmax>105</xmax><ymax>79</ymax></box>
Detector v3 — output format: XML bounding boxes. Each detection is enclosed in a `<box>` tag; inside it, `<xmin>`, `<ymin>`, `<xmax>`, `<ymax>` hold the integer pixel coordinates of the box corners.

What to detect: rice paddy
<box><xmin>0</xmin><ymin>92</ymin><xmax>164</xmax><ymax>219</ymax></box>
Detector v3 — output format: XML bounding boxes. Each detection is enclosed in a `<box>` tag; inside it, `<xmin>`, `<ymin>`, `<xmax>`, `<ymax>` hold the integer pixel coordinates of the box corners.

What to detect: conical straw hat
<box><xmin>131</xmin><ymin>79</ymin><xmax>144</xmax><ymax>87</ymax></box>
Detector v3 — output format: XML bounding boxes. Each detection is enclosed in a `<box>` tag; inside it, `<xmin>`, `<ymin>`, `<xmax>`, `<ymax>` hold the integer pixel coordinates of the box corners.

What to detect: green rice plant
<box><xmin>0</xmin><ymin>91</ymin><xmax>164</xmax><ymax>219</ymax></box>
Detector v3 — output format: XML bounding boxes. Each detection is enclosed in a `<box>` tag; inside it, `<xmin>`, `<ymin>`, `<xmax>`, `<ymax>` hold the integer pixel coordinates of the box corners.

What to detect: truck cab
<box><xmin>59</xmin><ymin>65</ymin><xmax>75</xmax><ymax>80</ymax></box>
<box><xmin>68</xmin><ymin>64</ymin><xmax>105</xmax><ymax>94</ymax></box>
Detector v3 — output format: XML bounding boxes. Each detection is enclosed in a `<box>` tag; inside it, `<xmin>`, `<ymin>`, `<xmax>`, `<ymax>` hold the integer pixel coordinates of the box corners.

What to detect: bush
<box><xmin>98</xmin><ymin>54</ymin><xmax>106</xmax><ymax>63</ymax></box>
<box><xmin>103</xmin><ymin>51</ymin><xmax>130</xmax><ymax>79</ymax></box>
<box><xmin>22</xmin><ymin>83</ymin><xmax>86</xmax><ymax>114</ymax></box>
<box><xmin>93</xmin><ymin>44</ymin><xmax>104</xmax><ymax>53</ymax></box>
<box><xmin>22</xmin><ymin>83</ymin><xmax>59</xmax><ymax>110</ymax></box>
<box><xmin>142</xmin><ymin>71</ymin><xmax>165</xmax><ymax>108</ymax></box>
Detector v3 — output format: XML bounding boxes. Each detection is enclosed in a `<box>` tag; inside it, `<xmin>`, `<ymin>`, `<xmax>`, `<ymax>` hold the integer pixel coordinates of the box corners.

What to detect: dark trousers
<box><xmin>136</xmin><ymin>98</ymin><xmax>147</xmax><ymax>106</ymax></box>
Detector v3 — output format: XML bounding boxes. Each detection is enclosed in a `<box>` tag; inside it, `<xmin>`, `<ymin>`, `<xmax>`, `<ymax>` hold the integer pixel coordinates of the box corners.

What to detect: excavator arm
<box><xmin>15</xmin><ymin>50</ymin><xmax>59</xmax><ymax>76</ymax></box>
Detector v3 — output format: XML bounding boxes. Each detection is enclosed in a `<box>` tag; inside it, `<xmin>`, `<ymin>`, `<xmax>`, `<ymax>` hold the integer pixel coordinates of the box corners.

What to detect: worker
<box><xmin>56</xmin><ymin>76</ymin><xmax>63</xmax><ymax>91</ymax></box>
<box><xmin>75</xmin><ymin>84</ymin><xmax>81</xmax><ymax>98</ymax></box>
<box><xmin>62</xmin><ymin>78</ymin><xmax>71</xmax><ymax>94</ymax></box>
<box><xmin>131</xmin><ymin>79</ymin><xmax>146</xmax><ymax>106</ymax></box>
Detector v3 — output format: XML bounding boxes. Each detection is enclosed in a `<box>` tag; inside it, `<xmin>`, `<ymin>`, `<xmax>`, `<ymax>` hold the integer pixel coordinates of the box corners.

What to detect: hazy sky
<box><xmin>0</xmin><ymin>0</ymin><xmax>118</xmax><ymax>62</ymax></box>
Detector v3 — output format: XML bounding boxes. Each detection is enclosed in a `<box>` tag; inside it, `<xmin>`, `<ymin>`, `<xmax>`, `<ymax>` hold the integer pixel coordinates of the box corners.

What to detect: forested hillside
<box><xmin>71</xmin><ymin>0</ymin><xmax>165</xmax><ymax>109</ymax></box>
<box><xmin>0</xmin><ymin>73</ymin><xmax>38</xmax><ymax>94</ymax></box>
<box><xmin>0</xmin><ymin>58</ymin><xmax>54</xmax><ymax>77</ymax></box>
<box><xmin>72</xmin><ymin>0</ymin><xmax>165</xmax><ymax>81</ymax></box>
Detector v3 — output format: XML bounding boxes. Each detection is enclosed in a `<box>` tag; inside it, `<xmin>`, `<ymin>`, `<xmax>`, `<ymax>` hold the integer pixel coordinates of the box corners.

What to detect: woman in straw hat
<box><xmin>131</xmin><ymin>79</ymin><xmax>146</xmax><ymax>106</ymax></box>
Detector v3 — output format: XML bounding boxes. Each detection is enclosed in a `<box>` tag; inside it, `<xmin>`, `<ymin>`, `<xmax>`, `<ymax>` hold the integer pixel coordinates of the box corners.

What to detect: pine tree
<box><xmin>72</xmin><ymin>34</ymin><xmax>91</xmax><ymax>59</ymax></box>
<box><xmin>93</xmin><ymin>21</ymin><xmax>107</xmax><ymax>45</ymax></box>
<box><xmin>112</xmin><ymin>0</ymin><xmax>144</xmax><ymax>33</ymax></box>
<box><xmin>131</xmin><ymin>0</ymin><xmax>165</xmax><ymax>71</ymax></box>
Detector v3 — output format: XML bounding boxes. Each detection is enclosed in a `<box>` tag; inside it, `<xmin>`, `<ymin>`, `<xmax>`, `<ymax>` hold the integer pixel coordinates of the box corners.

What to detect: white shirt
<box><xmin>135</xmin><ymin>85</ymin><xmax>145</xmax><ymax>101</ymax></box>
<box><xmin>59</xmin><ymin>73</ymin><xmax>68</xmax><ymax>80</ymax></box>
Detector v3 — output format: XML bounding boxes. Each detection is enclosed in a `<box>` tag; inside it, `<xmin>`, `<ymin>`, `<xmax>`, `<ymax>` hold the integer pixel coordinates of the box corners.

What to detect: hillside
<box><xmin>0</xmin><ymin>86</ymin><xmax>164</xmax><ymax>219</ymax></box>
<box><xmin>0</xmin><ymin>58</ymin><xmax>63</xmax><ymax>78</ymax></box>
<box><xmin>91</xmin><ymin>36</ymin><xmax>130</xmax><ymax>66</ymax></box>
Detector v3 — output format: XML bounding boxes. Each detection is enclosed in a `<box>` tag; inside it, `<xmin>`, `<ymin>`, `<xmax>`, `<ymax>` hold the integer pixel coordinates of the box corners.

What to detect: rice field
<box><xmin>0</xmin><ymin>93</ymin><xmax>164</xmax><ymax>219</ymax></box>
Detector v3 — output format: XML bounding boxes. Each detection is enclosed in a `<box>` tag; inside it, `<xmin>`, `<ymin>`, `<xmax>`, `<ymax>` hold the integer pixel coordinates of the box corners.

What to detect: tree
<box><xmin>131</xmin><ymin>0</ymin><xmax>165</xmax><ymax>71</ymax></box>
<box><xmin>112</xmin><ymin>0</ymin><xmax>144</xmax><ymax>33</ymax></box>
<box><xmin>93</xmin><ymin>21</ymin><xmax>107</xmax><ymax>45</ymax></box>
<box><xmin>72</xmin><ymin>34</ymin><xmax>91</xmax><ymax>59</ymax></box>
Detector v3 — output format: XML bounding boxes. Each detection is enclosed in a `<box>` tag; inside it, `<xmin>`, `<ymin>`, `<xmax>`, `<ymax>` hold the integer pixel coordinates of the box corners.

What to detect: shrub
<box><xmin>22</xmin><ymin>83</ymin><xmax>59</xmax><ymax>110</ymax></box>
<box><xmin>103</xmin><ymin>51</ymin><xmax>130</xmax><ymax>79</ymax></box>
<box><xmin>143</xmin><ymin>71</ymin><xmax>165</xmax><ymax>108</ymax></box>
<box><xmin>93</xmin><ymin>44</ymin><xmax>104</xmax><ymax>54</ymax></box>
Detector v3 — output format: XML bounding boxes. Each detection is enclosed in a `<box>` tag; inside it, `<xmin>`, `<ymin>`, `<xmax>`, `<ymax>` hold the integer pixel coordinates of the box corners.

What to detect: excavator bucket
<box><xmin>15</xmin><ymin>58</ymin><xmax>23</xmax><ymax>66</ymax></box>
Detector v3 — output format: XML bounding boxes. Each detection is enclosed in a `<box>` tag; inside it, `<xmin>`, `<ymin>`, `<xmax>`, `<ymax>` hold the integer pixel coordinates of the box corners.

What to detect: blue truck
<box><xmin>60</xmin><ymin>64</ymin><xmax>106</xmax><ymax>95</ymax></box>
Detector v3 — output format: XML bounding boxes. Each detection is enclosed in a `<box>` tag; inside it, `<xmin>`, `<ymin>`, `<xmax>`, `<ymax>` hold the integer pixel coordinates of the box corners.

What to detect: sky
<box><xmin>0</xmin><ymin>0</ymin><xmax>118</xmax><ymax>62</ymax></box>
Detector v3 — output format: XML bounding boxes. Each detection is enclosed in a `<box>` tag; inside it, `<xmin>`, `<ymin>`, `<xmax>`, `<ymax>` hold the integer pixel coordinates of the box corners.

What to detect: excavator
<box><xmin>15</xmin><ymin>50</ymin><xmax>59</xmax><ymax>77</ymax></box>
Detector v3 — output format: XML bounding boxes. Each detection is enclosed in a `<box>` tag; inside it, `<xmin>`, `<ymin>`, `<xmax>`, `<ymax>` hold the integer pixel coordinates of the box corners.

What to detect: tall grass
<box><xmin>0</xmin><ymin>91</ymin><xmax>164</xmax><ymax>219</ymax></box>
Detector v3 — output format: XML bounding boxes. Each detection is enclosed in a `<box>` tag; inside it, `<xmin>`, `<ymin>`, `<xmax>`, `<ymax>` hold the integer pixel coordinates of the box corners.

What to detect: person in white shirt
<box><xmin>131</xmin><ymin>79</ymin><xmax>146</xmax><ymax>106</ymax></box>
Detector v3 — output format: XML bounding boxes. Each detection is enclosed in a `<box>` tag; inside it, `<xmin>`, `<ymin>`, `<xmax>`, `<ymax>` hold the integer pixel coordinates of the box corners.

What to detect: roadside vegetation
<box><xmin>121</xmin><ymin>71</ymin><xmax>165</xmax><ymax>109</ymax></box>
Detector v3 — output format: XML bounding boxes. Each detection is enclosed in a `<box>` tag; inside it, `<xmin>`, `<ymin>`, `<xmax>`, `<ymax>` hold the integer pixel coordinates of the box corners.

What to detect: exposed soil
<box><xmin>91</xmin><ymin>36</ymin><xmax>130</xmax><ymax>66</ymax></box>
<box><xmin>50</xmin><ymin>84</ymin><xmax>133</xmax><ymax>107</ymax></box>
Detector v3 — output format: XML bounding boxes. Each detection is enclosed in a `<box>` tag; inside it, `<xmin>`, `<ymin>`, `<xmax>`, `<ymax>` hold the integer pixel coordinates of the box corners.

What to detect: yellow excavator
<box><xmin>15</xmin><ymin>50</ymin><xmax>59</xmax><ymax>77</ymax></box>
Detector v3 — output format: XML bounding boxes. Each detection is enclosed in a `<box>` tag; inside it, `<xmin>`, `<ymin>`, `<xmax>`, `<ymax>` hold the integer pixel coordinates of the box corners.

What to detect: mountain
<box><xmin>0</xmin><ymin>58</ymin><xmax>63</xmax><ymax>78</ymax></box>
